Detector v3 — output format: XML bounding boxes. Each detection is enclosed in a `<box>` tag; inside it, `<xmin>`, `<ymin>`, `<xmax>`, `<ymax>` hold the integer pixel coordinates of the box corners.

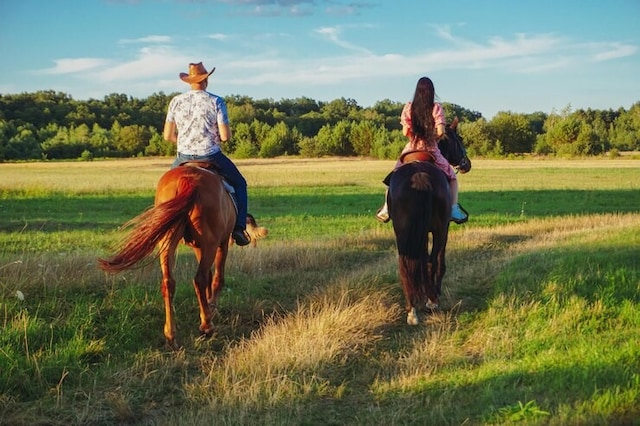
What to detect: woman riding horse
<box><xmin>376</xmin><ymin>77</ymin><xmax>468</xmax><ymax>225</ymax></box>
<box><xmin>382</xmin><ymin>76</ymin><xmax>471</xmax><ymax>325</ymax></box>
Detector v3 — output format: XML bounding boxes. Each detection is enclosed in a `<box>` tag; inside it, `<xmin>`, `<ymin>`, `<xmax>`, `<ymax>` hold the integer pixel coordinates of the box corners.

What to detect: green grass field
<box><xmin>0</xmin><ymin>157</ymin><xmax>639</xmax><ymax>425</ymax></box>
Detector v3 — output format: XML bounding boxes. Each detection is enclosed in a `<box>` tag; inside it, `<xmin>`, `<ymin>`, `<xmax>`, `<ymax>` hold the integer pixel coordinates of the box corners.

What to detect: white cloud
<box><xmin>314</xmin><ymin>25</ymin><xmax>372</xmax><ymax>55</ymax></box>
<box><xmin>37</xmin><ymin>58</ymin><xmax>111</xmax><ymax>75</ymax></box>
<box><xmin>220</xmin><ymin>26</ymin><xmax>637</xmax><ymax>92</ymax></box>
<box><xmin>118</xmin><ymin>35</ymin><xmax>172</xmax><ymax>44</ymax></box>
<box><xmin>431</xmin><ymin>24</ymin><xmax>474</xmax><ymax>47</ymax></box>
<box><xmin>27</xmin><ymin>24</ymin><xmax>638</xmax><ymax>107</ymax></box>
<box><xmin>96</xmin><ymin>46</ymin><xmax>189</xmax><ymax>82</ymax></box>
<box><xmin>207</xmin><ymin>33</ymin><xmax>229</xmax><ymax>41</ymax></box>
<box><xmin>592</xmin><ymin>42</ymin><xmax>637</xmax><ymax>62</ymax></box>
<box><xmin>325</xmin><ymin>5</ymin><xmax>359</xmax><ymax>16</ymax></box>
<box><xmin>216</xmin><ymin>0</ymin><xmax>361</xmax><ymax>16</ymax></box>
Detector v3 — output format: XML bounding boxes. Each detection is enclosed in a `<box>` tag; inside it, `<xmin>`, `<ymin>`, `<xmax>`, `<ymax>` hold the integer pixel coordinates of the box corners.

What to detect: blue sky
<box><xmin>1</xmin><ymin>0</ymin><xmax>638</xmax><ymax>118</ymax></box>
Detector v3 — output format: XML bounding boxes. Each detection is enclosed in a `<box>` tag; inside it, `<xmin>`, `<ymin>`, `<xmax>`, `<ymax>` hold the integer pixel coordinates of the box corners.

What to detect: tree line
<box><xmin>0</xmin><ymin>90</ymin><xmax>638</xmax><ymax>162</ymax></box>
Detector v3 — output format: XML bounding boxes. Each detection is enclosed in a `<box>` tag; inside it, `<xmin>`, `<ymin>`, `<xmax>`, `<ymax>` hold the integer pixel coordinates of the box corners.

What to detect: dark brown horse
<box><xmin>388</xmin><ymin>160</ymin><xmax>451</xmax><ymax>325</ymax></box>
<box><xmin>388</xmin><ymin>118</ymin><xmax>470</xmax><ymax>325</ymax></box>
<box><xmin>98</xmin><ymin>165</ymin><xmax>241</xmax><ymax>349</ymax></box>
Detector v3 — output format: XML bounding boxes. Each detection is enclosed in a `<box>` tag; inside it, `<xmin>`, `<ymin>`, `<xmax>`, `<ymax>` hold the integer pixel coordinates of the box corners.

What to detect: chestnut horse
<box><xmin>98</xmin><ymin>165</ymin><xmax>237</xmax><ymax>349</ymax></box>
<box><xmin>388</xmin><ymin>118</ymin><xmax>469</xmax><ymax>325</ymax></box>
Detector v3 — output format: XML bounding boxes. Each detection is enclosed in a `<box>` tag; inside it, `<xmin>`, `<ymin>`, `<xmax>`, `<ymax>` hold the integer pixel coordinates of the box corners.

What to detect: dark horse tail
<box><xmin>406</xmin><ymin>171</ymin><xmax>433</xmax><ymax>258</ymax></box>
<box><xmin>98</xmin><ymin>176</ymin><xmax>198</xmax><ymax>273</ymax></box>
<box><xmin>392</xmin><ymin>166</ymin><xmax>435</xmax><ymax>259</ymax></box>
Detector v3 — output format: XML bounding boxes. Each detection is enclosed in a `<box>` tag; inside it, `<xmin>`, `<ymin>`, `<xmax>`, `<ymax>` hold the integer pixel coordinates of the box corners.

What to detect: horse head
<box><xmin>438</xmin><ymin>117</ymin><xmax>471</xmax><ymax>174</ymax></box>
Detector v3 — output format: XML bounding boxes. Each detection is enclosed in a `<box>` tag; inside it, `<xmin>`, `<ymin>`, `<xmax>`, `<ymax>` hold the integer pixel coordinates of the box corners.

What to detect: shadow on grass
<box><xmin>0</xmin><ymin>189</ymin><xmax>637</xmax><ymax>233</ymax></box>
<box><xmin>0</xmin><ymin>195</ymin><xmax>154</xmax><ymax>232</ymax></box>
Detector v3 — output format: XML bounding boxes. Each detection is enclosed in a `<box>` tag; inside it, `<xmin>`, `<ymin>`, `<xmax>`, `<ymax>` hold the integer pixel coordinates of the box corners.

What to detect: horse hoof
<box><xmin>426</xmin><ymin>300</ymin><xmax>439</xmax><ymax>312</ymax></box>
<box><xmin>406</xmin><ymin>308</ymin><xmax>419</xmax><ymax>325</ymax></box>
<box><xmin>165</xmin><ymin>339</ymin><xmax>181</xmax><ymax>351</ymax></box>
<box><xmin>199</xmin><ymin>327</ymin><xmax>215</xmax><ymax>339</ymax></box>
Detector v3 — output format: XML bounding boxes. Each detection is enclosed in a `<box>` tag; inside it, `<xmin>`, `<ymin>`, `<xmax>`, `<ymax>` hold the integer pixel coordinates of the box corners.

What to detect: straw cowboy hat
<box><xmin>179</xmin><ymin>62</ymin><xmax>215</xmax><ymax>84</ymax></box>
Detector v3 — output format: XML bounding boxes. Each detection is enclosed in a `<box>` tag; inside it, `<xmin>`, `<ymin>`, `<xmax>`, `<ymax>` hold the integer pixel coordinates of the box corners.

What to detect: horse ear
<box><xmin>451</xmin><ymin>116</ymin><xmax>459</xmax><ymax>129</ymax></box>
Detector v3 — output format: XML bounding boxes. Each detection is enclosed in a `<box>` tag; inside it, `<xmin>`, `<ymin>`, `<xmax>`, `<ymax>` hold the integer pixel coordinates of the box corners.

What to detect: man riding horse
<box><xmin>163</xmin><ymin>62</ymin><xmax>251</xmax><ymax>246</ymax></box>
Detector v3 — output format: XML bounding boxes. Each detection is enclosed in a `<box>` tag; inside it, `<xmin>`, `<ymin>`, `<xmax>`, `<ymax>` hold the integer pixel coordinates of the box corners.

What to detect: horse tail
<box><xmin>392</xmin><ymin>170</ymin><xmax>433</xmax><ymax>259</ymax></box>
<box><xmin>408</xmin><ymin>172</ymin><xmax>433</xmax><ymax>258</ymax></box>
<box><xmin>411</xmin><ymin>171</ymin><xmax>434</xmax><ymax>235</ymax></box>
<box><xmin>98</xmin><ymin>175</ymin><xmax>198</xmax><ymax>273</ymax></box>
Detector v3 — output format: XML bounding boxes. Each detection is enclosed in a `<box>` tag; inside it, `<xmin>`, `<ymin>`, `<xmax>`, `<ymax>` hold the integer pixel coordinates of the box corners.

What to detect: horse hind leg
<box><xmin>424</xmin><ymin>260</ymin><xmax>439</xmax><ymax>312</ymax></box>
<box><xmin>399</xmin><ymin>255</ymin><xmax>421</xmax><ymax>326</ymax></box>
<box><xmin>426</xmin><ymin>229</ymin><xmax>448</xmax><ymax>313</ymax></box>
<box><xmin>192</xmin><ymin>247</ymin><xmax>216</xmax><ymax>338</ymax></box>
<box><xmin>426</xmin><ymin>299</ymin><xmax>439</xmax><ymax>312</ymax></box>
<box><xmin>159</xmin><ymin>234</ymin><xmax>181</xmax><ymax>350</ymax></box>
<box><xmin>209</xmin><ymin>244</ymin><xmax>228</xmax><ymax>309</ymax></box>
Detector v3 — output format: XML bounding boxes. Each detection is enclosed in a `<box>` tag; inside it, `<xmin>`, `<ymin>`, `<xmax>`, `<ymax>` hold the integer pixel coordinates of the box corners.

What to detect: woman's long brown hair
<box><xmin>410</xmin><ymin>77</ymin><xmax>436</xmax><ymax>144</ymax></box>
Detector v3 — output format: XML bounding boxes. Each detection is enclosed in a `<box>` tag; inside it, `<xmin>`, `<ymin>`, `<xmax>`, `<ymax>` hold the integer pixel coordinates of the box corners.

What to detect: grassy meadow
<box><xmin>0</xmin><ymin>157</ymin><xmax>639</xmax><ymax>425</ymax></box>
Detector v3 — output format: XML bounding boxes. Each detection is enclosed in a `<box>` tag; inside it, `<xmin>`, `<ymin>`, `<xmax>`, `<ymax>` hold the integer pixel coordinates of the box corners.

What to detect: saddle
<box><xmin>382</xmin><ymin>151</ymin><xmax>436</xmax><ymax>186</ymax></box>
<box><xmin>178</xmin><ymin>161</ymin><xmax>236</xmax><ymax>195</ymax></box>
<box><xmin>179</xmin><ymin>160</ymin><xmax>221</xmax><ymax>173</ymax></box>
<box><xmin>399</xmin><ymin>150</ymin><xmax>435</xmax><ymax>164</ymax></box>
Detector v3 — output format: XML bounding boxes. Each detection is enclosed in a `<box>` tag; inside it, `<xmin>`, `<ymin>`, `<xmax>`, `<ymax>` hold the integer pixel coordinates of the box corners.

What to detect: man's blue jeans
<box><xmin>171</xmin><ymin>152</ymin><xmax>247</xmax><ymax>230</ymax></box>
